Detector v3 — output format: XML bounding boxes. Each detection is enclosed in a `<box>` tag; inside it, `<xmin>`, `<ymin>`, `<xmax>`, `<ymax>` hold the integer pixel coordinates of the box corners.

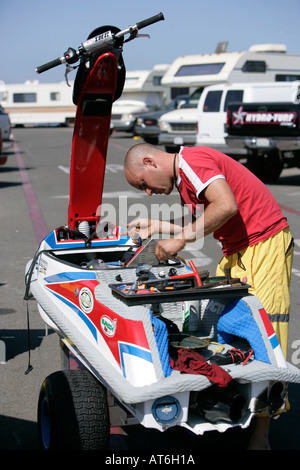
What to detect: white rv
<box><xmin>2</xmin><ymin>65</ymin><xmax>171</xmax><ymax>130</ymax></box>
<box><xmin>161</xmin><ymin>43</ymin><xmax>300</xmax><ymax>91</ymax></box>
<box><xmin>158</xmin><ymin>44</ymin><xmax>300</xmax><ymax>151</ymax></box>
<box><xmin>1</xmin><ymin>80</ymin><xmax>76</xmax><ymax>127</ymax></box>
<box><xmin>111</xmin><ymin>64</ymin><xmax>170</xmax><ymax>133</ymax></box>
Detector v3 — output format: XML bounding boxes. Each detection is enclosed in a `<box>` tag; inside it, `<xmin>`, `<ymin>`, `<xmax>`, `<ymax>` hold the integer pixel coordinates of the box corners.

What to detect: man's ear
<box><xmin>143</xmin><ymin>156</ymin><xmax>157</xmax><ymax>168</ymax></box>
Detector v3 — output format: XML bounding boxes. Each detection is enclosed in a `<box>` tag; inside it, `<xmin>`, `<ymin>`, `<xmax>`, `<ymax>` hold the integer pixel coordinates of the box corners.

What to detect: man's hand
<box><xmin>155</xmin><ymin>237</ymin><xmax>186</xmax><ymax>261</ymax></box>
<box><xmin>123</xmin><ymin>218</ymin><xmax>160</xmax><ymax>243</ymax></box>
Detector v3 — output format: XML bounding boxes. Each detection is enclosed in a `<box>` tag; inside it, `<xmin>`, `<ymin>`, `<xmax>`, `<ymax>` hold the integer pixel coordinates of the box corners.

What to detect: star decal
<box><xmin>232</xmin><ymin>105</ymin><xmax>247</xmax><ymax>125</ymax></box>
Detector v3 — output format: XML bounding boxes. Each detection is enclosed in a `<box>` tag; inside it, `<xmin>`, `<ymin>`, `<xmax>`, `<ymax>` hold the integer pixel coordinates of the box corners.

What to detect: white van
<box><xmin>196</xmin><ymin>81</ymin><xmax>300</xmax><ymax>156</ymax></box>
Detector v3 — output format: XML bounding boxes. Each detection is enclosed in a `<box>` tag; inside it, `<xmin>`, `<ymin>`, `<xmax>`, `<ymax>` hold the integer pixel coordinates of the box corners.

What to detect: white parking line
<box><xmin>102</xmin><ymin>191</ymin><xmax>145</xmax><ymax>199</ymax></box>
<box><xmin>50</xmin><ymin>191</ymin><xmax>145</xmax><ymax>199</ymax></box>
<box><xmin>184</xmin><ymin>255</ymin><xmax>213</xmax><ymax>267</ymax></box>
<box><xmin>105</xmin><ymin>164</ymin><xmax>124</xmax><ymax>173</ymax></box>
<box><xmin>294</xmin><ymin>239</ymin><xmax>300</xmax><ymax>256</ymax></box>
<box><xmin>58</xmin><ymin>165</ymin><xmax>70</xmax><ymax>174</ymax></box>
<box><xmin>292</xmin><ymin>240</ymin><xmax>300</xmax><ymax>277</ymax></box>
<box><xmin>182</xmin><ymin>246</ymin><xmax>213</xmax><ymax>267</ymax></box>
<box><xmin>58</xmin><ymin>164</ymin><xmax>125</xmax><ymax>175</ymax></box>
<box><xmin>292</xmin><ymin>268</ymin><xmax>300</xmax><ymax>278</ymax></box>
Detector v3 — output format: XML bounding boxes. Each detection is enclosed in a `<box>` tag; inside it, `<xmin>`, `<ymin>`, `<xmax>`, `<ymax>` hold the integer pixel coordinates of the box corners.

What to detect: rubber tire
<box><xmin>165</xmin><ymin>145</ymin><xmax>180</xmax><ymax>153</ymax></box>
<box><xmin>37</xmin><ymin>370</ymin><xmax>110</xmax><ymax>450</ymax></box>
<box><xmin>246</xmin><ymin>149</ymin><xmax>283</xmax><ymax>183</ymax></box>
<box><xmin>144</xmin><ymin>137</ymin><xmax>159</xmax><ymax>145</ymax></box>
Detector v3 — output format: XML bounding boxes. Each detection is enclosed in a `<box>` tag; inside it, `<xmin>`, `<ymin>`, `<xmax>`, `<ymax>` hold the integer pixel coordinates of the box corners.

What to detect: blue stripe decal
<box><xmin>119</xmin><ymin>342</ymin><xmax>152</xmax><ymax>378</ymax></box>
<box><xmin>270</xmin><ymin>334</ymin><xmax>280</xmax><ymax>350</ymax></box>
<box><xmin>47</xmin><ymin>290</ymin><xmax>97</xmax><ymax>341</ymax></box>
<box><xmin>44</xmin><ymin>271</ymin><xmax>97</xmax><ymax>283</ymax></box>
<box><xmin>44</xmin><ymin>230</ymin><xmax>131</xmax><ymax>249</ymax></box>
<box><xmin>45</xmin><ymin>231</ymin><xmax>84</xmax><ymax>249</ymax></box>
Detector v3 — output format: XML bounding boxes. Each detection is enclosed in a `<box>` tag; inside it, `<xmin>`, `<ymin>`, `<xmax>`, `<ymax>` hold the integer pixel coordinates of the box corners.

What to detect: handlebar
<box><xmin>36</xmin><ymin>56</ymin><xmax>66</xmax><ymax>74</ymax></box>
<box><xmin>36</xmin><ymin>12</ymin><xmax>164</xmax><ymax>74</ymax></box>
<box><xmin>136</xmin><ymin>12</ymin><xmax>164</xmax><ymax>30</ymax></box>
<box><xmin>116</xmin><ymin>12</ymin><xmax>165</xmax><ymax>38</ymax></box>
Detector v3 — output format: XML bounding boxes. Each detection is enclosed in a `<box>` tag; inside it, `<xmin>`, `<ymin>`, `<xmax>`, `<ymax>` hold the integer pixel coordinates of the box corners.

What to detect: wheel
<box><xmin>37</xmin><ymin>370</ymin><xmax>110</xmax><ymax>450</ymax></box>
<box><xmin>246</xmin><ymin>149</ymin><xmax>283</xmax><ymax>183</ymax></box>
<box><xmin>165</xmin><ymin>145</ymin><xmax>180</xmax><ymax>153</ymax></box>
<box><xmin>143</xmin><ymin>137</ymin><xmax>159</xmax><ymax>145</ymax></box>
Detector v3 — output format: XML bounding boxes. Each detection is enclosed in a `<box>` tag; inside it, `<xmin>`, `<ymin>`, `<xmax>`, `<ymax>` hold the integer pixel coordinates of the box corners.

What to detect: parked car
<box><xmin>134</xmin><ymin>95</ymin><xmax>189</xmax><ymax>144</ymax></box>
<box><xmin>110</xmin><ymin>99</ymin><xmax>151</xmax><ymax>133</ymax></box>
<box><xmin>0</xmin><ymin>106</ymin><xmax>11</xmax><ymax>166</ymax></box>
<box><xmin>0</xmin><ymin>105</ymin><xmax>11</xmax><ymax>141</ymax></box>
<box><xmin>158</xmin><ymin>88</ymin><xmax>203</xmax><ymax>152</ymax></box>
<box><xmin>0</xmin><ymin>128</ymin><xmax>8</xmax><ymax>167</ymax></box>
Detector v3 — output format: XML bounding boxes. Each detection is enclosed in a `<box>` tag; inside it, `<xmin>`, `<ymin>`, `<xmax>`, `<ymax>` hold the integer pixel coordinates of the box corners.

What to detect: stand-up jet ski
<box><xmin>25</xmin><ymin>13</ymin><xmax>300</xmax><ymax>450</ymax></box>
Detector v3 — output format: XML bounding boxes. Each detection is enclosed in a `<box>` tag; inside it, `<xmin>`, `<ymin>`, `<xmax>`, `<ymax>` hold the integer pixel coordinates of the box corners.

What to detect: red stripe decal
<box><xmin>259</xmin><ymin>308</ymin><xmax>275</xmax><ymax>337</ymax></box>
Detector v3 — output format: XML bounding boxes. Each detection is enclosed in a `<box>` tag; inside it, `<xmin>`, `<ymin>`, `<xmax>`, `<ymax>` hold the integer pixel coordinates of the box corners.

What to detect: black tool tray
<box><xmin>109</xmin><ymin>274</ymin><xmax>250</xmax><ymax>306</ymax></box>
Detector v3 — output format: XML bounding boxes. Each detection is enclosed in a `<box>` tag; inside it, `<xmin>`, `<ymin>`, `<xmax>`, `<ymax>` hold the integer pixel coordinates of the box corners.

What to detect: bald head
<box><xmin>124</xmin><ymin>143</ymin><xmax>163</xmax><ymax>174</ymax></box>
<box><xmin>124</xmin><ymin>143</ymin><xmax>176</xmax><ymax>196</ymax></box>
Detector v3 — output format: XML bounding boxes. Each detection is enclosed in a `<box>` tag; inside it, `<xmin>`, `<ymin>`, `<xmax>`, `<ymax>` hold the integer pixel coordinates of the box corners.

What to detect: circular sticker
<box><xmin>79</xmin><ymin>287</ymin><xmax>94</xmax><ymax>313</ymax></box>
<box><xmin>100</xmin><ymin>315</ymin><xmax>117</xmax><ymax>337</ymax></box>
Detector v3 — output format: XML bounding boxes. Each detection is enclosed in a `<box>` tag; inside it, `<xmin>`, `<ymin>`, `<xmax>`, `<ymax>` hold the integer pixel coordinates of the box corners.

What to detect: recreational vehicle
<box><xmin>158</xmin><ymin>44</ymin><xmax>300</xmax><ymax>151</ymax></box>
<box><xmin>161</xmin><ymin>43</ymin><xmax>300</xmax><ymax>93</ymax></box>
<box><xmin>1</xmin><ymin>80</ymin><xmax>76</xmax><ymax>127</ymax></box>
<box><xmin>2</xmin><ymin>65</ymin><xmax>170</xmax><ymax>130</ymax></box>
<box><xmin>111</xmin><ymin>64</ymin><xmax>170</xmax><ymax>133</ymax></box>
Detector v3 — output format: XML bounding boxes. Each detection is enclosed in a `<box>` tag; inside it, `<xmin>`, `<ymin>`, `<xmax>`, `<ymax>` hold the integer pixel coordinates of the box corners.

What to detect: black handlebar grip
<box><xmin>136</xmin><ymin>12</ymin><xmax>164</xmax><ymax>31</ymax></box>
<box><xmin>36</xmin><ymin>57</ymin><xmax>63</xmax><ymax>74</ymax></box>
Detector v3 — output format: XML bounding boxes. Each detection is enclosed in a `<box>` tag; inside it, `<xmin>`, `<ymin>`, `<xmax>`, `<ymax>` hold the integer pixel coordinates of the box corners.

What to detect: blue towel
<box><xmin>217</xmin><ymin>299</ymin><xmax>270</xmax><ymax>364</ymax></box>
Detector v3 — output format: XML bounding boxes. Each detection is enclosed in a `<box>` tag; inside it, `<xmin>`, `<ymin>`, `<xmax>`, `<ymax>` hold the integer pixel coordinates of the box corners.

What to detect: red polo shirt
<box><xmin>176</xmin><ymin>146</ymin><xmax>288</xmax><ymax>256</ymax></box>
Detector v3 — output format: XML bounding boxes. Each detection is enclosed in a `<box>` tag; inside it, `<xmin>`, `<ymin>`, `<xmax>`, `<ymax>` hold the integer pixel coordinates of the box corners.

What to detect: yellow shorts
<box><xmin>216</xmin><ymin>227</ymin><xmax>294</xmax><ymax>358</ymax></box>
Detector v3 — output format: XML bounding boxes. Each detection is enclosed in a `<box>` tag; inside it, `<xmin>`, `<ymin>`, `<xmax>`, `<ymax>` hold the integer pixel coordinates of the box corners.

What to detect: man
<box><xmin>124</xmin><ymin>143</ymin><xmax>294</xmax><ymax>449</ymax></box>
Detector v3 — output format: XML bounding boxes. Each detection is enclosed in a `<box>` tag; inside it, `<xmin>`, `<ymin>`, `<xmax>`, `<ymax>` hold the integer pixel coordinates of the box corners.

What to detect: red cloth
<box><xmin>170</xmin><ymin>348</ymin><xmax>232</xmax><ymax>388</ymax></box>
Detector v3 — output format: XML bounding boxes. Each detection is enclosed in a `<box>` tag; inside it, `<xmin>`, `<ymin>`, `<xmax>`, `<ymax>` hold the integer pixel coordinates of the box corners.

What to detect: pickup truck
<box><xmin>225</xmin><ymin>101</ymin><xmax>300</xmax><ymax>181</ymax></box>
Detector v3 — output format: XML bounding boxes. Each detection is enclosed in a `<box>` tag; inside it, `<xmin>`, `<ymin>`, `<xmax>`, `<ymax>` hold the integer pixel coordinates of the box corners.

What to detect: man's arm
<box><xmin>125</xmin><ymin>216</ymin><xmax>189</xmax><ymax>241</ymax></box>
<box><xmin>155</xmin><ymin>178</ymin><xmax>238</xmax><ymax>260</ymax></box>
